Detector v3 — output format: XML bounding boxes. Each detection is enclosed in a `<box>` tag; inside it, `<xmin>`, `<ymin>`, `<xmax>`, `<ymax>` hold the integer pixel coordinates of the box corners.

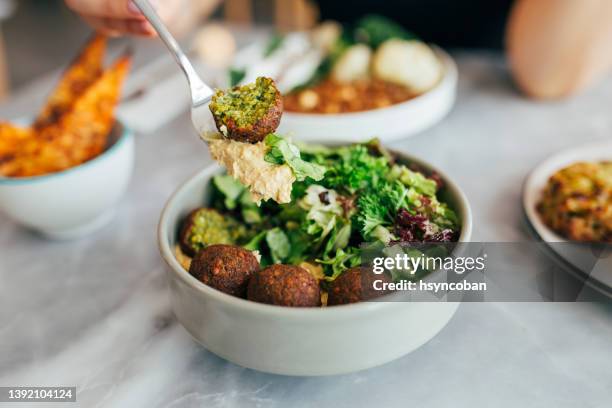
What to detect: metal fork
<box><xmin>132</xmin><ymin>0</ymin><xmax>214</xmax><ymax>136</ymax></box>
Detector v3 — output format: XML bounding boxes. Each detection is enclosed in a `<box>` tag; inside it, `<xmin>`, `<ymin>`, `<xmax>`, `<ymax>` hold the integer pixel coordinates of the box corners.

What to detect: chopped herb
<box><xmin>264</xmin><ymin>34</ymin><xmax>285</xmax><ymax>57</ymax></box>
<box><xmin>228</xmin><ymin>68</ymin><xmax>246</xmax><ymax>87</ymax></box>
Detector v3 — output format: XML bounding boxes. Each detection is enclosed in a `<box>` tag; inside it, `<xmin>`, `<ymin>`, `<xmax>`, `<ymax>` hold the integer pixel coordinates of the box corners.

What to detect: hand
<box><xmin>64</xmin><ymin>0</ymin><xmax>193</xmax><ymax>37</ymax></box>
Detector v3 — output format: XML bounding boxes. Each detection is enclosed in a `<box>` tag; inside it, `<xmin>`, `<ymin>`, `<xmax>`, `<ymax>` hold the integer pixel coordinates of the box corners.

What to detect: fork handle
<box><xmin>132</xmin><ymin>0</ymin><xmax>213</xmax><ymax>106</ymax></box>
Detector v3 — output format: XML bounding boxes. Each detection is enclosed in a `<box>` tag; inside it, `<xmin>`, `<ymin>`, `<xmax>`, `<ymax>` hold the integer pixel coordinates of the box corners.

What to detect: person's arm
<box><xmin>64</xmin><ymin>0</ymin><xmax>221</xmax><ymax>37</ymax></box>
<box><xmin>506</xmin><ymin>0</ymin><xmax>612</xmax><ymax>99</ymax></box>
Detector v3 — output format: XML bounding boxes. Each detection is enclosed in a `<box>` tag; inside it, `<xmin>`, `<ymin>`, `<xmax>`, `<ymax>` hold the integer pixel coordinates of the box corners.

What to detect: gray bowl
<box><xmin>158</xmin><ymin>150</ymin><xmax>472</xmax><ymax>376</ymax></box>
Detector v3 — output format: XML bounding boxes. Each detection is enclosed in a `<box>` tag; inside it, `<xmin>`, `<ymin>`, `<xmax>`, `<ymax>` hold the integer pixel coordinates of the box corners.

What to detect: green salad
<box><xmin>181</xmin><ymin>139</ymin><xmax>460</xmax><ymax>282</ymax></box>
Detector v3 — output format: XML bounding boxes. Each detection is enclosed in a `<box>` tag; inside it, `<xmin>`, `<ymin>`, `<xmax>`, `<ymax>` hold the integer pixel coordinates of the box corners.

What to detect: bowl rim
<box><xmin>281</xmin><ymin>46</ymin><xmax>457</xmax><ymax>120</ymax></box>
<box><xmin>158</xmin><ymin>148</ymin><xmax>473</xmax><ymax>318</ymax></box>
<box><xmin>0</xmin><ymin>121</ymin><xmax>132</xmax><ymax>185</ymax></box>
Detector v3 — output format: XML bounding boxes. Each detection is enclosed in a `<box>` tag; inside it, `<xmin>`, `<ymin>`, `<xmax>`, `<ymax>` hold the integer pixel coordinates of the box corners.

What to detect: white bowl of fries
<box><xmin>0</xmin><ymin>35</ymin><xmax>134</xmax><ymax>239</ymax></box>
<box><xmin>0</xmin><ymin>122</ymin><xmax>134</xmax><ymax>239</ymax></box>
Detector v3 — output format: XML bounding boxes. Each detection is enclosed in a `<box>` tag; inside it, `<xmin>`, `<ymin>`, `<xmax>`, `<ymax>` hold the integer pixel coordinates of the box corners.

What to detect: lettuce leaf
<box><xmin>213</xmin><ymin>175</ymin><xmax>244</xmax><ymax>210</ymax></box>
<box><xmin>265</xmin><ymin>228</ymin><xmax>290</xmax><ymax>264</ymax></box>
<box><xmin>389</xmin><ymin>165</ymin><xmax>437</xmax><ymax>197</ymax></box>
<box><xmin>264</xmin><ymin>134</ymin><xmax>326</xmax><ymax>181</ymax></box>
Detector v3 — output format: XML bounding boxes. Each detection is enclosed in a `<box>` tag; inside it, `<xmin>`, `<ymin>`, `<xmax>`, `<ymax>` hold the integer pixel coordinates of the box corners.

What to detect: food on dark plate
<box><xmin>176</xmin><ymin>139</ymin><xmax>461</xmax><ymax>307</ymax></box>
<box><xmin>179</xmin><ymin>208</ymin><xmax>247</xmax><ymax>256</ymax></box>
<box><xmin>189</xmin><ymin>244</ymin><xmax>260</xmax><ymax>298</ymax></box>
<box><xmin>209</xmin><ymin>77</ymin><xmax>282</xmax><ymax>143</ymax></box>
<box><xmin>327</xmin><ymin>267</ymin><xmax>393</xmax><ymax>306</ymax></box>
<box><xmin>537</xmin><ymin>161</ymin><xmax>611</xmax><ymax>242</ymax></box>
<box><xmin>0</xmin><ymin>35</ymin><xmax>130</xmax><ymax>178</ymax></box>
<box><xmin>248</xmin><ymin>264</ymin><xmax>321</xmax><ymax>307</ymax></box>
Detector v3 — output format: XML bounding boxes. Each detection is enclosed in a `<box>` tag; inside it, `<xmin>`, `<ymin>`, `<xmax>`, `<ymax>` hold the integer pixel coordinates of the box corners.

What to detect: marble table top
<box><xmin>1</xmin><ymin>47</ymin><xmax>611</xmax><ymax>407</ymax></box>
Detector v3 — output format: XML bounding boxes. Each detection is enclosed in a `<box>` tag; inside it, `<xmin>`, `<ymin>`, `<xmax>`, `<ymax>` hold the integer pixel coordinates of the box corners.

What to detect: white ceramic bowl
<box><xmin>523</xmin><ymin>139</ymin><xmax>612</xmax><ymax>295</ymax></box>
<box><xmin>0</xmin><ymin>123</ymin><xmax>134</xmax><ymax>239</ymax></box>
<box><xmin>159</xmin><ymin>149</ymin><xmax>472</xmax><ymax>376</ymax></box>
<box><xmin>278</xmin><ymin>48</ymin><xmax>457</xmax><ymax>143</ymax></box>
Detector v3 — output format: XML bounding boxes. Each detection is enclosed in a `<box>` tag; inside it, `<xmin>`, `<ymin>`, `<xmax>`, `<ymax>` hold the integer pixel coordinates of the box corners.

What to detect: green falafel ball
<box><xmin>179</xmin><ymin>208</ymin><xmax>247</xmax><ymax>256</ymax></box>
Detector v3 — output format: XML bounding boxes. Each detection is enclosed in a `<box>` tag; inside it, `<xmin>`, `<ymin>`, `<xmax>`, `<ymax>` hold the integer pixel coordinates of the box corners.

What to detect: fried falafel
<box><xmin>189</xmin><ymin>244</ymin><xmax>260</xmax><ymax>298</ymax></box>
<box><xmin>327</xmin><ymin>267</ymin><xmax>393</xmax><ymax>306</ymax></box>
<box><xmin>248</xmin><ymin>264</ymin><xmax>321</xmax><ymax>307</ymax></box>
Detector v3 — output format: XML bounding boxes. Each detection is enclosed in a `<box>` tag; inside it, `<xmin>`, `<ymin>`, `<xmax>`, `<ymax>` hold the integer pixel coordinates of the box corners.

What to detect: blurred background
<box><xmin>0</xmin><ymin>0</ymin><xmax>320</xmax><ymax>96</ymax></box>
<box><xmin>4</xmin><ymin>0</ymin><xmax>610</xmax><ymax>103</ymax></box>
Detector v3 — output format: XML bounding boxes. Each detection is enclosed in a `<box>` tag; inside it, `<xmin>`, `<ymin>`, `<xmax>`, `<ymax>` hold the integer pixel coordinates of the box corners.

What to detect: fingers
<box><xmin>67</xmin><ymin>0</ymin><xmax>187</xmax><ymax>37</ymax></box>
<box><xmin>65</xmin><ymin>0</ymin><xmax>143</xmax><ymax>19</ymax></box>
<box><xmin>82</xmin><ymin>16</ymin><xmax>155</xmax><ymax>37</ymax></box>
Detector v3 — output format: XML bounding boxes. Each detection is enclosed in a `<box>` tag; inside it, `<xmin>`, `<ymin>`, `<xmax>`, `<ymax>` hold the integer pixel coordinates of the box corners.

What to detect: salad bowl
<box><xmin>158</xmin><ymin>148</ymin><xmax>472</xmax><ymax>376</ymax></box>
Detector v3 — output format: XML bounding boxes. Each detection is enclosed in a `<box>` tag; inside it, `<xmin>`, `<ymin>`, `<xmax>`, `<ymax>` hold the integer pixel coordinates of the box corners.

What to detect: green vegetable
<box><xmin>321</xmin><ymin>144</ymin><xmax>388</xmax><ymax>192</ymax></box>
<box><xmin>213</xmin><ymin>175</ymin><xmax>244</xmax><ymax>210</ymax></box>
<box><xmin>371</xmin><ymin>225</ymin><xmax>395</xmax><ymax>244</ymax></box>
<box><xmin>264</xmin><ymin>34</ymin><xmax>285</xmax><ymax>57</ymax></box>
<box><xmin>264</xmin><ymin>134</ymin><xmax>327</xmax><ymax>181</ymax></box>
<box><xmin>354</xmin><ymin>15</ymin><xmax>416</xmax><ymax>48</ymax></box>
<box><xmin>203</xmin><ymin>139</ymin><xmax>460</xmax><ymax>282</ymax></box>
<box><xmin>354</xmin><ymin>180</ymin><xmax>407</xmax><ymax>237</ymax></box>
<box><xmin>333</xmin><ymin>223</ymin><xmax>352</xmax><ymax>251</ymax></box>
<box><xmin>286</xmin><ymin>226</ymin><xmax>311</xmax><ymax>264</ymax></box>
<box><xmin>242</xmin><ymin>228</ymin><xmax>290</xmax><ymax>265</ymax></box>
<box><xmin>213</xmin><ymin>175</ymin><xmax>262</xmax><ymax>224</ymax></box>
<box><xmin>266</xmin><ymin>228</ymin><xmax>290</xmax><ymax>263</ymax></box>
<box><xmin>244</xmin><ymin>231</ymin><xmax>266</xmax><ymax>251</ymax></box>
<box><xmin>316</xmin><ymin>247</ymin><xmax>362</xmax><ymax>281</ymax></box>
<box><xmin>228</xmin><ymin>68</ymin><xmax>246</xmax><ymax>87</ymax></box>
<box><xmin>241</xmin><ymin>207</ymin><xmax>262</xmax><ymax>224</ymax></box>
<box><xmin>388</xmin><ymin>165</ymin><xmax>437</xmax><ymax>197</ymax></box>
<box><xmin>355</xmin><ymin>192</ymin><xmax>388</xmax><ymax>237</ymax></box>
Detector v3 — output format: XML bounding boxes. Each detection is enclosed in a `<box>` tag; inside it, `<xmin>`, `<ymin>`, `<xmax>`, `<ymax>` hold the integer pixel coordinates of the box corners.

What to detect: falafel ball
<box><xmin>327</xmin><ymin>267</ymin><xmax>393</xmax><ymax>306</ymax></box>
<box><xmin>209</xmin><ymin>77</ymin><xmax>283</xmax><ymax>143</ymax></box>
<box><xmin>247</xmin><ymin>264</ymin><xmax>321</xmax><ymax>307</ymax></box>
<box><xmin>179</xmin><ymin>208</ymin><xmax>246</xmax><ymax>257</ymax></box>
<box><xmin>189</xmin><ymin>244</ymin><xmax>259</xmax><ymax>298</ymax></box>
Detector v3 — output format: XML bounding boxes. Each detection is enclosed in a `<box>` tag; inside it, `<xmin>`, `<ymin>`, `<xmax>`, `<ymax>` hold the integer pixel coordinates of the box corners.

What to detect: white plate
<box><xmin>522</xmin><ymin>140</ymin><xmax>612</xmax><ymax>294</ymax></box>
<box><xmin>279</xmin><ymin>47</ymin><xmax>457</xmax><ymax>142</ymax></box>
<box><xmin>229</xmin><ymin>34</ymin><xmax>457</xmax><ymax>143</ymax></box>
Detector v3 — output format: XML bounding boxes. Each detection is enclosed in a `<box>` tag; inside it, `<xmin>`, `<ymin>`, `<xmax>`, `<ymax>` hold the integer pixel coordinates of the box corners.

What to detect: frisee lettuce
<box><xmin>316</xmin><ymin>247</ymin><xmax>362</xmax><ymax>281</ymax></box>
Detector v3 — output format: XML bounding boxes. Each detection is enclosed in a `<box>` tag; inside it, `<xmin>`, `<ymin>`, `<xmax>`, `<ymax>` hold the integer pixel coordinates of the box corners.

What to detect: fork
<box><xmin>131</xmin><ymin>0</ymin><xmax>214</xmax><ymax>136</ymax></box>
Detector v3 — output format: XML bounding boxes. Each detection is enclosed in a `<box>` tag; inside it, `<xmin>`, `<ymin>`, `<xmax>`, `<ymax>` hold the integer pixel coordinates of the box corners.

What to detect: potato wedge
<box><xmin>34</xmin><ymin>34</ymin><xmax>107</xmax><ymax>128</ymax></box>
<box><xmin>2</xmin><ymin>55</ymin><xmax>131</xmax><ymax>178</ymax></box>
<box><xmin>0</xmin><ymin>123</ymin><xmax>35</xmax><ymax>176</ymax></box>
<box><xmin>51</xmin><ymin>54</ymin><xmax>131</xmax><ymax>151</ymax></box>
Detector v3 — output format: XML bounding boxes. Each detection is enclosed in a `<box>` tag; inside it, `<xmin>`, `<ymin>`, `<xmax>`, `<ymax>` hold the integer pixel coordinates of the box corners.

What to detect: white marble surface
<box><xmin>1</xmin><ymin>52</ymin><xmax>612</xmax><ymax>408</ymax></box>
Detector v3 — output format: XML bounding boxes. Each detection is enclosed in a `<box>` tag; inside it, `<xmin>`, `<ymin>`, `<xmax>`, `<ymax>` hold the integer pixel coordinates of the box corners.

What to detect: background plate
<box><xmin>522</xmin><ymin>139</ymin><xmax>612</xmax><ymax>295</ymax></box>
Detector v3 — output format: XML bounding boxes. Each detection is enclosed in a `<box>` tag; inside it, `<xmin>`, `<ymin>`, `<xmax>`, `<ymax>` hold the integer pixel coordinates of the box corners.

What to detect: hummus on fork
<box><xmin>207</xmin><ymin>136</ymin><xmax>295</xmax><ymax>204</ymax></box>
